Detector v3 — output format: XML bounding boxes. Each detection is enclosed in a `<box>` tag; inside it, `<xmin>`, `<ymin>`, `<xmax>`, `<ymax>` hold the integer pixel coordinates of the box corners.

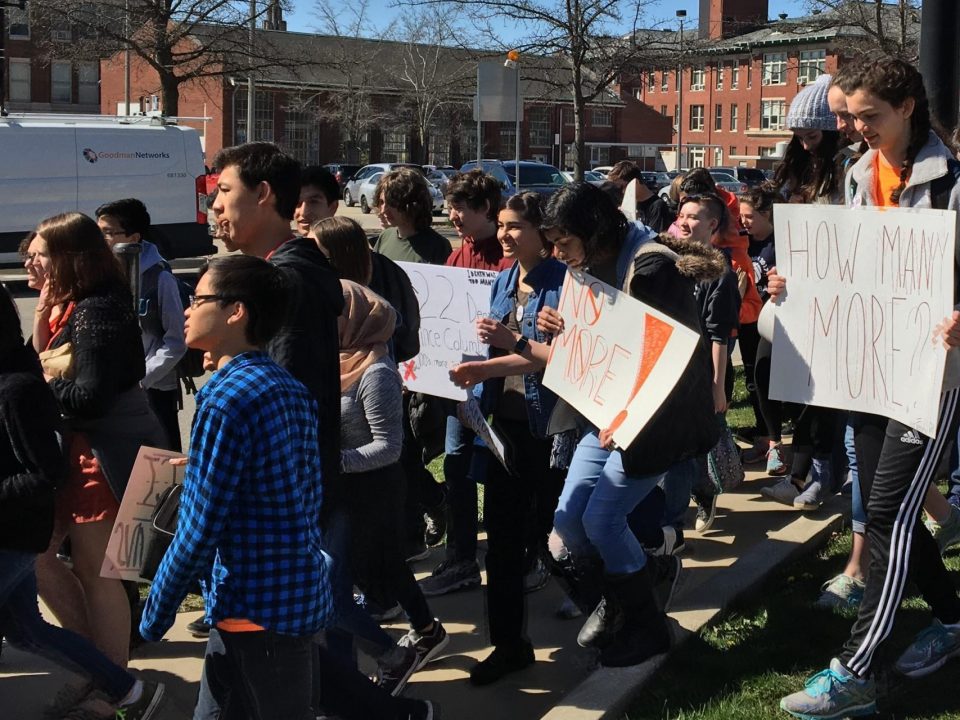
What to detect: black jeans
<box><xmin>345</xmin><ymin>463</ymin><xmax>432</xmax><ymax>631</ymax></box>
<box><xmin>840</xmin><ymin>390</ymin><xmax>960</xmax><ymax>678</ymax></box>
<box><xmin>753</xmin><ymin>340</ymin><xmax>784</xmax><ymax>443</ymax></box>
<box><xmin>201</xmin><ymin>628</ymin><xmax>314</xmax><ymax>720</ymax></box>
<box><xmin>400</xmin><ymin>394</ymin><xmax>444</xmax><ymax>546</ymax></box>
<box><xmin>737</xmin><ymin>322</ymin><xmax>764</xmax><ymax>436</ymax></box>
<box><xmin>483</xmin><ymin>420</ymin><xmax>564</xmax><ymax>648</ymax></box>
<box><xmin>147</xmin><ymin>387</ymin><xmax>181</xmax><ymax>452</ymax></box>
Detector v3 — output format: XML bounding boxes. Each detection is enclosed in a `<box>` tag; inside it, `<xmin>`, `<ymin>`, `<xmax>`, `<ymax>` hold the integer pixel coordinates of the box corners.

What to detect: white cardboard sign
<box><xmin>770</xmin><ymin>204</ymin><xmax>955</xmax><ymax>436</ymax></box>
<box><xmin>542</xmin><ymin>269</ymin><xmax>700</xmax><ymax>447</ymax></box>
<box><xmin>101</xmin><ymin>446</ymin><xmax>185</xmax><ymax>581</ymax></box>
<box><xmin>397</xmin><ymin>262</ymin><xmax>498</xmax><ymax>400</ymax></box>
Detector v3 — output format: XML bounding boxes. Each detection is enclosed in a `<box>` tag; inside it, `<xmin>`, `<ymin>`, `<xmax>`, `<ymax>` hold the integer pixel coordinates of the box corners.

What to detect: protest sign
<box><xmin>397</xmin><ymin>262</ymin><xmax>498</xmax><ymax>400</ymax></box>
<box><xmin>457</xmin><ymin>398</ymin><xmax>509</xmax><ymax>470</ymax></box>
<box><xmin>101</xmin><ymin>446</ymin><xmax>185</xmax><ymax>581</ymax></box>
<box><xmin>542</xmin><ymin>268</ymin><xmax>700</xmax><ymax>448</ymax></box>
<box><xmin>770</xmin><ymin>204</ymin><xmax>955</xmax><ymax>436</ymax></box>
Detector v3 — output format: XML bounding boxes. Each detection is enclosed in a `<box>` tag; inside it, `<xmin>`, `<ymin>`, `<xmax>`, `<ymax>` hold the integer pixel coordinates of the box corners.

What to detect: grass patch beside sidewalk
<box><xmin>627</xmin><ymin>531</ymin><xmax>960</xmax><ymax>720</ymax></box>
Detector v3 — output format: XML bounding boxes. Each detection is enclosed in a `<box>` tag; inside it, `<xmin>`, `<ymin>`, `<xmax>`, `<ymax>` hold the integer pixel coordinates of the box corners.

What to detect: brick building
<box><xmin>99</xmin><ymin>24</ymin><xmax>642</xmax><ymax>170</ymax></box>
<box><xmin>620</xmin><ymin>0</ymin><xmax>918</xmax><ymax>169</ymax></box>
<box><xmin>1</xmin><ymin>3</ymin><xmax>100</xmax><ymax>114</ymax></box>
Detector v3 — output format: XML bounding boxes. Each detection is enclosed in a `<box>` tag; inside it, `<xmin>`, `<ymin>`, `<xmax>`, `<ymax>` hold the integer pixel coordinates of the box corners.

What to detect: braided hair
<box><xmin>836</xmin><ymin>56</ymin><xmax>932</xmax><ymax>205</ymax></box>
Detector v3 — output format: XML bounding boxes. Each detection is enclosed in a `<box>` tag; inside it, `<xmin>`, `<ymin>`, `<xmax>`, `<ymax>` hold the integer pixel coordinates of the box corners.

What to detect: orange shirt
<box><xmin>216</xmin><ymin>618</ymin><xmax>266</xmax><ymax>633</ymax></box>
<box><xmin>874</xmin><ymin>153</ymin><xmax>904</xmax><ymax>208</ymax></box>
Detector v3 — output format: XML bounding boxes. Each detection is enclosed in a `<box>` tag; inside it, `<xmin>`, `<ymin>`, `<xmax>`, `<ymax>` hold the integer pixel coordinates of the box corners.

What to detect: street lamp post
<box><xmin>247</xmin><ymin>0</ymin><xmax>256</xmax><ymax>141</ymax></box>
<box><xmin>505</xmin><ymin>50</ymin><xmax>521</xmax><ymax>191</ymax></box>
<box><xmin>676</xmin><ymin>9</ymin><xmax>686</xmax><ymax>172</ymax></box>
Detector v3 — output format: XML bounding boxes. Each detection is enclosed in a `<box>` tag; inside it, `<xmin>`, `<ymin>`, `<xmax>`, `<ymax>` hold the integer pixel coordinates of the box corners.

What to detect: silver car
<box><xmin>343</xmin><ymin>162</ymin><xmax>422</xmax><ymax>207</ymax></box>
<box><xmin>356</xmin><ymin>172</ymin><xmax>443</xmax><ymax>215</ymax></box>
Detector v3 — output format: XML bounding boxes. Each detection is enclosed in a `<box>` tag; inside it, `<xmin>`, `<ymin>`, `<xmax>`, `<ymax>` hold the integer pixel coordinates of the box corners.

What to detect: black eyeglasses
<box><xmin>188</xmin><ymin>294</ymin><xmax>234</xmax><ymax>309</ymax></box>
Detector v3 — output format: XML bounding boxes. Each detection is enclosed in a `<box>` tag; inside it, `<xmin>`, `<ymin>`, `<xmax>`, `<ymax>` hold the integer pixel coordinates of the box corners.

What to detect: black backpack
<box><xmin>139</xmin><ymin>261</ymin><xmax>206</xmax><ymax>394</ymax></box>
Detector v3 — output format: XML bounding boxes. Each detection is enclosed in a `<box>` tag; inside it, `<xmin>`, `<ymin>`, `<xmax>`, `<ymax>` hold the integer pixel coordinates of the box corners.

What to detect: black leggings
<box><xmin>737</xmin><ymin>322</ymin><xmax>764</xmax><ymax>435</ymax></box>
<box><xmin>753</xmin><ymin>339</ymin><xmax>783</xmax><ymax>443</ymax></box>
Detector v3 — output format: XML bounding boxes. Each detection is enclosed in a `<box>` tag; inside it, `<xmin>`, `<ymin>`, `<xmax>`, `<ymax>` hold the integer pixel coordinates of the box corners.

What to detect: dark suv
<box><xmin>322</xmin><ymin>163</ymin><xmax>362</xmax><ymax>192</ymax></box>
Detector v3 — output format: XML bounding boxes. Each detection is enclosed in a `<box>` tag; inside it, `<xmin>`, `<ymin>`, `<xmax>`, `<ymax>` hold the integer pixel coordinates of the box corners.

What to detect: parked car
<box><xmin>322</xmin><ymin>162</ymin><xmax>362</xmax><ymax>193</ymax></box>
<box><xmin>460</xmin><ymin>159</ymin><xmax>566</xmax><ymax>200</ymax></box>
<box><xmin>708</xmin><ymin>171</ymin><xmax>749</xmax><ymax>195</ymax></box>
<box><xmin>354</xmin><ymin>170</ymin><xmax>443</xmax><ymax>215</ymax></box>
<box><xmin>425</xmin><ymin>166</ymin><xmax>458</xmax><ymax>193</ymax></box>
<box><xmin>560</xmin><ymin>170</ymin><xmax>606</xmax><ymax>186</ymax></box>
<box><xmin>343</xmin><ymin>163</ymin><xmax>423</xmax><ymax>207</ymax></box>
<box><xmin>708</xmin><ymin>166</ymin><xmax>768</xmax><ymax>188</ymax></box>
<box><xmin>592</xmin><ymin>165</ymin><xmax>613</xmax><ymax>176</ymax></box>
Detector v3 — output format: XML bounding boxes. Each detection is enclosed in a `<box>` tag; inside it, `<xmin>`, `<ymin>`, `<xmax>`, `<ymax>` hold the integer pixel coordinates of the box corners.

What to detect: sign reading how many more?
<box><xmin>396</xmin><ymin>262</ymin><xmax>498</xmax><ymax>401</ymax></box>
<box><xmin>770</xmin><ymin>204</ymin><xmax>956</xmax><ymax>437</ymax></box>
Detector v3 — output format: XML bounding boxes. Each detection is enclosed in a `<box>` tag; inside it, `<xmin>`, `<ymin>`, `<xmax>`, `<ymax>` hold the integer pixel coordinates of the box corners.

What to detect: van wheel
<box><xmin>344</xmin><ymin>190</ymin><xmax>354</xmax><ymax>207</ymax></box>
<box><xmin>360</xmin><ymin>196</ymin><xmax>371</xmax><ymax>214</ymax></box>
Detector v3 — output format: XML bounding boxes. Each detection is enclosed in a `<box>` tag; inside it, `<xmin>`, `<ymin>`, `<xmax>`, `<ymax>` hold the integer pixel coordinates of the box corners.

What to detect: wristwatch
<box><xmin>512</xmin><ymin>335</ymin><xmax>529</xmax><ymax>355</ymax></box>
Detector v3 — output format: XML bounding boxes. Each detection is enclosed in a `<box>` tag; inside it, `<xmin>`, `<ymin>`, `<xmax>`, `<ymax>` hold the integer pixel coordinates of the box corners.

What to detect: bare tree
<box><xmin>308</xmin><ymin>0</ymin><xmax>396</xmax><ymax>162</ymax></box>
<box><xmin>389</xmin><ymin>10</ymin><xmax>474</xmax><ymax>164</ymax></box>
<box><xmin>803</xmin><ymin>0</ymin><xmax>920</xmax><ymax>59</ymax></box>
<box><xmin>26</xmin><ymin>0</ymin><xmax>301</xmax><ymax>115</ymax></box>
<box><xmin>402</xmin><ymin>0</ymin><xmax>658</xmax><ymax>178</ymax></box>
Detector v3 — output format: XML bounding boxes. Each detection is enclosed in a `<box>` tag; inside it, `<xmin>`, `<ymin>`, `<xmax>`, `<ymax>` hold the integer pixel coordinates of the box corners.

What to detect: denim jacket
<box><xmin>479</xmin><ymin>257</ymin><xmax>567</xmax><ymax>437</ymax></box>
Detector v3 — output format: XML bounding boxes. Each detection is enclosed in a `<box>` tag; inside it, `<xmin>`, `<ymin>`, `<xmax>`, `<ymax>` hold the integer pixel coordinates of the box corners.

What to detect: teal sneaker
<box><xmin>780</xmin><ymin>658</ymin><xmax>876</xmax><ymax>719</ymax></box>
<box><xmin>767</xmin><ymin>444</ymin><xmax>788</xmax><ymax>476</ymax></box>
<box><xmin>894</xmin><ymin>618</ymin><xmax>960</xmax><ymax>678</ymax></box>
<box><xmin>814</xmin><ymin>575</ymin><xmax>865</xmax><ymax>611</ymax></box>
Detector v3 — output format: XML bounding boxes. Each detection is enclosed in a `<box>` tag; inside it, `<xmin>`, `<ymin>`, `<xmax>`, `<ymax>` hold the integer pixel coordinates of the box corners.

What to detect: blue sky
<box><xmin>283</xmin><ymin>0</ymin><xmax>811</xmax><ymax>38</ymax></box>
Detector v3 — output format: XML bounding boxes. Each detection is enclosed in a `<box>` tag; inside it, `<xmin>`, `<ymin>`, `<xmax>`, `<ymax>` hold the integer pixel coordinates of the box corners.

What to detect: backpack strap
<box><xmin>931</xmin><ymin>158</ymin><xmax>960</xmax><ymax>211</ymax></box>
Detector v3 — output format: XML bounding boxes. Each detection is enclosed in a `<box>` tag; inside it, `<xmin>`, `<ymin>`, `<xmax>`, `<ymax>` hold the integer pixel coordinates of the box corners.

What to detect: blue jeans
<box><xmin>553</xmin><ymin>431</ymin><xmax>662</xmax><ymax>574</ymax></box>
<box><xmin>846</xmin><ymin>420</ymin><xmax>867</xmax><ymax>535</ymax></box>
<box><xmin>660</xmin><ymin>457</ymin><xmax>709</xmax><ymax>530</ymax></box>
<box><xmin>0</xmin><ymin>550</ymin><xmax>134</xmax><ymax>701</ymax></box>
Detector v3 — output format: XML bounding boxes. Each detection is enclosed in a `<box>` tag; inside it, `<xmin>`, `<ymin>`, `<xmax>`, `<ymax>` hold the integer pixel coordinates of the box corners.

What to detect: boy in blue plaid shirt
<box><xmin>141</xmin><ymin>255</ymin><xmax>330</xmax><ymax>719</ymax></box>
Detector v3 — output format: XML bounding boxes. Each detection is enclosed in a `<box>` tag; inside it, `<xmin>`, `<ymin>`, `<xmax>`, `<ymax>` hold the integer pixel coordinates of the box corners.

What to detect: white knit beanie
<box><xmin>786</xmin><ymin>74</ymin><xmax>837</xmax><ymax>131</ymax></box>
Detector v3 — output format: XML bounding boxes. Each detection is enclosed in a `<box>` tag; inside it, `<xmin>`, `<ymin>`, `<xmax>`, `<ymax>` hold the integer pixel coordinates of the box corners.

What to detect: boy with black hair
<box><xmin>96</xmin><ymin>198</ymin><xmax>186</xmax><ymax>451</ymax></box>
<box><xmin>606</xmin><ymin>160</ymin><xmax>671</xmax><ymax>232</ymax></box>
<box><xmin>295</xmin><ymin>166</ymin><xmax>341</xmax><ymax>238</ymax></box>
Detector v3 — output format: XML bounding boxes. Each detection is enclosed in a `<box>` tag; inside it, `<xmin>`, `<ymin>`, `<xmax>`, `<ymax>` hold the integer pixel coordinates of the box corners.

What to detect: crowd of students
<box><xmin>2</xmin><ymin>52</ymin><xmax>960</xmax><ymax>720</ymax></box>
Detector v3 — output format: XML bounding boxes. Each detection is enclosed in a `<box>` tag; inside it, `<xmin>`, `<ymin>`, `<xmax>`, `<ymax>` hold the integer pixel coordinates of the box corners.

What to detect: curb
<box><xmin>541</xmin><ymin>501</ymin><xmax>848</xmax><ymax>720</ymax></box>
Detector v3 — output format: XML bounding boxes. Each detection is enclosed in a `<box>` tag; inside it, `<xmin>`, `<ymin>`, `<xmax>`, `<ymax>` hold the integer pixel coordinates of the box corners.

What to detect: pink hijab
<box><xmin>338</xmin><ymin>280</ymin><xmax>397</xmax><ymax>393</ymax></box>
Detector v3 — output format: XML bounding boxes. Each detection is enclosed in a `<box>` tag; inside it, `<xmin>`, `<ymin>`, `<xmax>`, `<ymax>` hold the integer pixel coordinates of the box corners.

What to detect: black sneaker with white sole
<box><xmin>398</xmin><ymin>620</ymin><xmax>449</xmax><ymax>671</ymax></box>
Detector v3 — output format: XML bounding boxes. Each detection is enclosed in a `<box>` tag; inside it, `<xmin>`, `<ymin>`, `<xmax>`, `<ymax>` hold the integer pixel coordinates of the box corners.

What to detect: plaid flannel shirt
<box><xmin>141</xmin><ymin>352</ymin><xmax>331</xmax><ymax>640</ymax></box>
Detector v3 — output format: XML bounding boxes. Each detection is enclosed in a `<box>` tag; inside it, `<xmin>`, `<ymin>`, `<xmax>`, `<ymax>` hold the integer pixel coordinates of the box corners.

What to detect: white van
<box><xmin>0</xmin><ymin>114</ymin><xmax>214</xmax><ymax>265</ymax></box>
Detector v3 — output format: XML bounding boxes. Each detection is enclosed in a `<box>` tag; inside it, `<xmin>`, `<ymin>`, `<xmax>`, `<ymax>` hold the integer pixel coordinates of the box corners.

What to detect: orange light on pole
<box><xmin>507</xmin><ymin>49</ymin><xmax>520</xmax><ymax>63</ymax></box>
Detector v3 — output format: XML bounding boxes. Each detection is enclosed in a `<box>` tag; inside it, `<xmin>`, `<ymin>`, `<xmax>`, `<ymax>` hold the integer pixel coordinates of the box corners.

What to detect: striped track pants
<box><xmin>840</xmin><ymin>388</ymin><xmax>960</xmax><ymax>677</ymax></box>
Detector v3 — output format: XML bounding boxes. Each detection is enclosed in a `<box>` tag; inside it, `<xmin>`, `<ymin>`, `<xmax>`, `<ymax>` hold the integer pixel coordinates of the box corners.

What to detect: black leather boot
<box><xmin>599</xmin><ymin>569</ymin><xmax>671</xmax><ymax>667</ymax></box>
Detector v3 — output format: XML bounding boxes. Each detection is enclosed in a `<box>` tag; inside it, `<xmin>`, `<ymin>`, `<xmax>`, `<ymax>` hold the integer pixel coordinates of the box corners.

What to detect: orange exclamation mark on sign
<box><xmin>606</xmin><ymin>314</ymin><xmax>674</xmax><ymax>436</ymax></box>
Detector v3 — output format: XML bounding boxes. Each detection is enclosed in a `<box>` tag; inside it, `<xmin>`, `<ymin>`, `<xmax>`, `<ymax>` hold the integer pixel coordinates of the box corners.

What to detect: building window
<box><xmin>499</xmin><ymin>123</ymin><xmax>516</xmax><ymax>157</ymax></box>
<box><xmin>660</xmin><ymin>104</ymin><xmax>667</xmax><ymax>117</ymax></box>
<box><xmin>235</xmin><ymin>91</ymin><xmax>274</xmax><ymax>144</ymax></box>
<box><xmin>689</xmin><ymin>105</ymin><xmax>704</xmax><ymax>132</ymax></box>
<box><xmin>762</xmin><ymin>53</ymin><xmax>787</xmax><ymax>85</ymax></box>
<box><xmin>528</xmin><ymin>106</ymin><xmax>551</xmax><ymax>147</ymax></box>
<box><xmin>661</xmin><ymin>69</ymin><xmax>668</xmax><ymax>92</ymax></box>
<box><xmin>647</xmin><ymin>71</ymin><xmax>656</xmax><ymax>92</ymax></box>
<box><xmin>714</xmin><ymin>147</ymin><xmax>723</xmax><ymax>166</ymax></box>
<box><xmin>691</xmin><ymin>66</ymin><xmax>705</xmax><ymax>91</ymax></box>
<box><xmin>730</xmin><ymin>104</ymin><xmax>738</xmax><ymax>131</ymax></box>
<box><xmin>729</xmin><ymin>145</ymin><xmax>737</xmax><ymax>157</ymax></box>
<box><xmin>633</xmin><ymin>87</ymin><xmax>641</xmax><ymax>100</ymax></box>
<box><xmin>282</xmin><ymin>100</ymin><xmax>320</xmax><ymax>165</ymax></box>
<box><xmin>429</xmin><ymin>130</ymin><xmax>451</xmax><ymax>166</ymax></box>
<box><xmin>760</xmin><ymin>146</ymin><xmax>780</xmax><ymax>157</ymax></box>
<box><xmin>592</xmin><ymin>108</ymin><xmax>613</xmax><ymax>127</ymax></box>
<box><xmin>746</xmin><ymin>103</ymin><xmax>752</xmax><ymax>129</ymax></box>
<box><xmin>676</xmin><ymin>67</ymin><xmax>681</xmax><ymax>91</ymax></box>
<box><xmin>460</xmin><ymin>129</ymin><xmax>477</xmax><ymax>163</ymax></box>
<box><xmin>590</xmin><ymin>145</ymin><xmax>610</xmax><ymax>166</ymax></box>
<box><xmin>714</xmin><ymin>104</ymin><xmax>723</xmax><ymax>131</ymax></box>
<box><xmin>747</xmin><ymin>61</ymin><xmax>753</xmax><ymax>88</ymax></box>
<box><xmin>690</xmin><ymin>147</ymin><xmax>705</xmax><ymax>168</ymax></box>
<box><xmin>715</xmin><ymin>63</ymin><xmax>723</xmax><ymax>90</ymax></box>
<box><xmin>674</xmin><ymin>104</ymin><xmax>679</xmax><ymax>126</ymax></box>
<box><xmin>7</xmin><ymin>3</ymin><xmax>29</xmax><ymax>39</ymax></box>
<box><xmin>383</xmin><ymin>129</ymin><xmax>409</xmax><ymax>163</ymax></box>
<box><xmin>730</xmin><ymin>62</ymin><xmax>739</xmax><ymax>89</ymax></box>
<box><xmin>761</xmin><ymin>99</ymin><xmax>786</xmax><ymax>130</ymax></box>
<box><xmin>8</xmin><ymin>59</ymin><xmax>30</xmax><ymax>101</ymax></box>
<box><xmin>51</xmin><ymin>62</ymin><xmax>72</xmax><ymax>103</ymax></box>
<box><xmin>798</xmin><ymin>49</ymin><xmax>826</xmax><ymax>84</ymax></box>
<box><xmin>78</xmin><ymin>62</ymin><xmax>98</xmax><ymax>105</ymax></box>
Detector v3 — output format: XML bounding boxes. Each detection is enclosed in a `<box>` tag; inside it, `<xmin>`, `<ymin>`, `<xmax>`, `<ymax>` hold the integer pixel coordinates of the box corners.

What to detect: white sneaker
<box><xmin>761</xmin><ymin>478</ymin><xmax>800</xmax><ymax>506</ymax></box>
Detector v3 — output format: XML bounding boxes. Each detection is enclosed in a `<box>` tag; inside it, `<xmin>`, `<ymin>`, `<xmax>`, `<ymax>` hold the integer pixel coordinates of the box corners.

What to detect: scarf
<box><xmin>338</xmin><ymin>280</ymin><xmax>397</xmax><ymax>393</ymax></box>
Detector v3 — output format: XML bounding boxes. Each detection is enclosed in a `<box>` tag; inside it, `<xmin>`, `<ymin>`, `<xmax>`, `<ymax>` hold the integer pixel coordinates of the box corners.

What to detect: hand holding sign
<box><xmin>476</xmin><ymin>317</ymin><xmax>515</xmax><ymax>350</ymax></box>
<box><xmin>934</xmin><ymin>310</ymin><xmax>960</xmax><ymax>350</ymax></box>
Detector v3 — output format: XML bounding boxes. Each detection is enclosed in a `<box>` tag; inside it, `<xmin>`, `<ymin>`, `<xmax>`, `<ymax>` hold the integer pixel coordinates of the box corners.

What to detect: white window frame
<box><xmin>761</xmin><ymin>99</ymin><xmax>786</xmax><ymax>131</ymax></box>
<box><xmin>383</xmin><ymin>129</ymin><xmax>409</xmax><ymax>163</ymax></box>
<box><xmin>51</xmin><ymin>61</ymin><xmax>72</xmax><ymax>103</ymax></box>
<box><xmin>78</xmin><ymin>62</ymin><xmax>99</xmax><ymax>105</ymax></box>
<box><xmin>647</xmin><ymin>71</ymin><xmax>656</xmax><ymax>92</ymax></box>
<box><xmin>661</xmin><ymin>69</ymin><xmax>668</xmax><ymax>92</ymax></box>
<box><xmin>762</xmin><ymin>53</ymin><xmax>787</xmax><ymax>86</ymax></box>
<box><xmin>8</xmin><ymin>58</ymin><xmax>31</xmax><ymax>101</ymax></box>
<box><xmin>730</xmin><ymin>104</ymin><xmax>738</xmax><ymax>132</ymax></box>
<box><xmin>528</xmin><ymin>106</ymin><xmax>551</xmax><ymax>147</ymax></box>
<box><xmin>715</xmin><ymin>63</ymin><xmax>723</xmax><ymax>90</ymax></box>
<box><xmin>714</xmin><ymin>147</ymin><xmax>723</xmax><ymax>166</ymax></box>
<box><xmin>798</xmin><ymin>49</ymin><xmax>826</xmax><ymax>85</ymax></box>
<box><xmin>691</xmin><ymin>65</ymin><xmax>705</xmax><ymax>91</ymax></box>
<box><xmin>714</xmin><ymin>103</ymin><xmax>723</xmax><ymax>131</ymax></box>
<box><xmin>730</xmin><ymin>62</ymin><xmax>739</xmax><ymax>89</ymax></box>
<box><xmin>689</xmin><ymin>105</ymin><xmax>704</xmax><ymax>132</ymax></box>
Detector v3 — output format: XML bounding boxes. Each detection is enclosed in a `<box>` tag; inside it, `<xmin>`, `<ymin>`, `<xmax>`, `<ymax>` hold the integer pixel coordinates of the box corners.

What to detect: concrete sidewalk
<box><xmin>0</xmin><ymin>464</ymin><xmax>846</xmax><ymax>720</ymax></box>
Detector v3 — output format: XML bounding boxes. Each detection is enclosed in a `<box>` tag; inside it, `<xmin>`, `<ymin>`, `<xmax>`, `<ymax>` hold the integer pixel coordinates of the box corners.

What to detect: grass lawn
<box><xmin>627</xmin><ymin>528</ymin><xmax>960</xmax><ymax>720</ymax></box>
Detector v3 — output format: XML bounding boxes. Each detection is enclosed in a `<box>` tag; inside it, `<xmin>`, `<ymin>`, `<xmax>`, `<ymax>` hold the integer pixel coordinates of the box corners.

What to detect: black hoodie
<box><xmin>268</xmin><ymin>237</ymin><xmax>345</xmax><ymax>500</ymax></box>
<box><xmin>0</xmin><ymin>344</ymin><xmax>65</xmax><ymax>553</ymax></box>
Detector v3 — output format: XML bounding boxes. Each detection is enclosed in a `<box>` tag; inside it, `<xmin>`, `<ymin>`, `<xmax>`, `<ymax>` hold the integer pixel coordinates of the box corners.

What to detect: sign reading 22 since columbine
<box><xmin>397</xmin><ymin>262</ymin><xmax>498</xmax><ymax>400</ymax></box>
<box><xmin>770</xmin><ymin>204</ymin><xmax>955</xmax><ymax>437</ymax></box>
